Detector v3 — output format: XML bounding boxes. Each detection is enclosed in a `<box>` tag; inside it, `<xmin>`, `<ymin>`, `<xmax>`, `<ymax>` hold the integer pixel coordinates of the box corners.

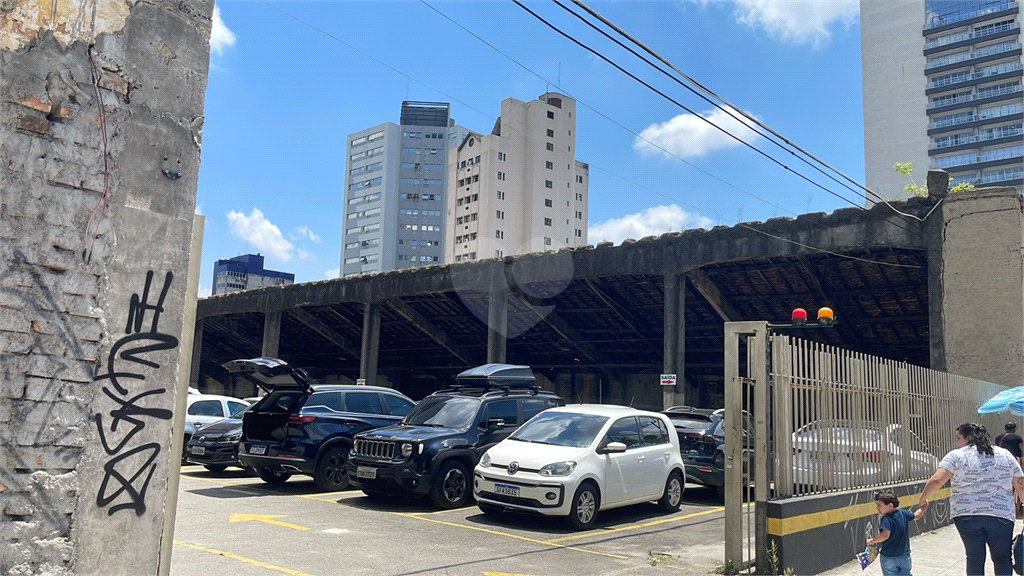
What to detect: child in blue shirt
<box><xmin>866</xmin><ymin>489</ymin><xmax>926</xmax><ymax>576</ymax></box>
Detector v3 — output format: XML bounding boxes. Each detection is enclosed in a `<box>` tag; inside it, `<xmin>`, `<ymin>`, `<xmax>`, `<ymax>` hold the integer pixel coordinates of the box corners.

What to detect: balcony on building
<box><xmin>928</xmin><ymin>102</ymin><xmax>1024</xmax><ymax>135</ymax></box>
<box><xmin>924</xmin><ymin>20</ymin><xmax>1020</xmax><ymax>56</ymax></box>
<box><xmin>926</xmin><ymin>62</ymin><xmax>1023</xmax><ymax>95</ymax></box>
<box><xmin>924</xmin><ymin>41</ymin><xmax>1022</xmax><ymax>75</ymax></box>
<box><xmin>929</xmin><ymin>124</ymin><xmax>1024</xmax><ymax>155</ymax></box>
<box><xmin>932</xmin><ymin>143</ymin><xmax>1023</xmax><ymax>175</ymax></box>
<box><xmin>923</xmin><ymin>1</ymin><xmax>1019</xmax><ymax>35</ymax></box>
<box><xmin>927</xmin><ymin>82</ymin><xmax>1023</xmax><ymax>114</ymax></box>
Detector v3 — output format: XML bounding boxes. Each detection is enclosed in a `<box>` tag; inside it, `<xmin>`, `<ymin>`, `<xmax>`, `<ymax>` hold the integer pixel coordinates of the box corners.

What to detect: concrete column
<box><xmin>928</xmin><ymin>187</ymin><xmax>1024</xmax><ymax>386</ymax></box>
<box><xmin>663</xmin><ymin>273</ymin><xmax>686</xmax><ymax>409</ymax></box>
<box><xmin>487</xmin><ymin>280</ymin><xmax>508</xmax><ymax>364</ymax></box>
<box><xmin>360</xmin><ymin>302</ymin><xmax>381</xmax><ymax>384</ymax></box>
<box><xmin>261</xmin><ymin>310</ymin><xmax>282</xmax><ymax>359</ymax></box>
<box><xmin>189</xmin><ymin>317</ymin><xmax>204</xmax><ymax>388</ymax></box>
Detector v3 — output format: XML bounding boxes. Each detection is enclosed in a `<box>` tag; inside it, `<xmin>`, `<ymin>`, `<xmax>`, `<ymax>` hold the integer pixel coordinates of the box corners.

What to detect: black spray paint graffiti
<box><xmin>93</xmin><ymin>271</ymin><xmax>178</xmax><ymax>516</ymax></box>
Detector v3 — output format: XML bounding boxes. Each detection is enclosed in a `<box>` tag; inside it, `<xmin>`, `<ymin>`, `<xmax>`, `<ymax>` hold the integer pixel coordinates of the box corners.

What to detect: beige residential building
<box><xmin>445</xmin><ymin>93</ymin><xmax>589</xmax><ymax>263</ymax></box>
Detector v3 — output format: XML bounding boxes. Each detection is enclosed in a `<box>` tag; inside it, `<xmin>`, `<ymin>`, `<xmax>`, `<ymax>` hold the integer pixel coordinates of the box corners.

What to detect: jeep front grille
<box><xmin>355</xmin><ymin>439</ymin><xmax>395</xmax><ymax>459</ymax></box>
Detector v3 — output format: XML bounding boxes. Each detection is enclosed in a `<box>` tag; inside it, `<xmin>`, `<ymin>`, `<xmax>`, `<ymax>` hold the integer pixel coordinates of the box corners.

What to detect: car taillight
<box><xmin>288</xmin><ymin>414</ymin><xmax>316</xmax><ymax>424</ymax></box>
<box><xmin>702</xmin><ymin>435</ymin><xmax>717</xmax><ymax>444</ymax></box>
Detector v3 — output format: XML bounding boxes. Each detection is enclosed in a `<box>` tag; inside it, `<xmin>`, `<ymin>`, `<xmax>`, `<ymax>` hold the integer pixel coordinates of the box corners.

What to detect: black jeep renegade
<box><xmin>346</xmin><ymin>364</ymin><xmax>564</xmax><ymax>508</ymax></box>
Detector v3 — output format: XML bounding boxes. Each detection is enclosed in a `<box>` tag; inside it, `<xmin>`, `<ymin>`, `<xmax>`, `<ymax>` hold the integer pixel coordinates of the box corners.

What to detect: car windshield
<box><xmin>403</xmin><ymin>396</ymin><xmax>480</xmax><ymax>429</ymax></box>
<box><xmin>509</xmin><ymin>412</ymin><xmax>609</xmax><ymax>448</ymax></box>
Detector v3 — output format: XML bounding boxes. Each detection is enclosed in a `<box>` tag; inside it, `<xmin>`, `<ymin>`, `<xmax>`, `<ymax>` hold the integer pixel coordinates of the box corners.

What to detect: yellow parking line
<box><xmin>398</xmin><ymin>513</ymin><xmax>627</xmax><ymax>560</ymax></box>
<box><xmin>173</xmin><ymin>540</ymin><xmax>313</xmax><ymax>576</ymax></box>
<box><xmin>545</xmin><ymin>507</ymin><xmax>724</xmax><ymax>544</ymax></box>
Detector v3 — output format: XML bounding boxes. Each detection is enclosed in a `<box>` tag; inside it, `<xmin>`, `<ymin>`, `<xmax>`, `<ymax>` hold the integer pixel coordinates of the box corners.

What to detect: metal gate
<box><xmin>723</xmin><ymin>321</ymin><xmax>1010</xmax><ymax>572</ymax></box>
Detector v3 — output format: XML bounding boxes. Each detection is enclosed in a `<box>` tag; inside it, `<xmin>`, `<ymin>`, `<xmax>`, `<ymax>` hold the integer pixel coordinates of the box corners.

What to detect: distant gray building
<box><xmin>341</xmin><ymin>102</ymin><xmax>469</xmax><ymax>277</ymax></box>
<box><xmin>212</xmin><ymin>253</ymin><xmax>294</xmax><ymax>295</ymax></box>
<box><xmin>862</xmin><ymin>0</ymin><xmax>1023</xmax><ymax>200</ymax></box>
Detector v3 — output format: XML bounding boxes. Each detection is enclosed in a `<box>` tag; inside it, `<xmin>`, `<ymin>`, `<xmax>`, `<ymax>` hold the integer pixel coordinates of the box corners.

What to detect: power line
<box><xmin>566</xmin><ymin>0</ymin><xmax>936</xmax><ymax>223</ymax></box>
<box><xmin>417</xmin><ymin>0</ymin><xmax>802</xmax><ymax>221</ymax></box>
<box><xmin>257</xmin><ymin>0</ymin><xmax>922</xmax><ymax>269</ymax></box>
<box><xmin>511</xmin><ymin>0</ymin><xmax>872</xmax><ymax>214</ymax></box>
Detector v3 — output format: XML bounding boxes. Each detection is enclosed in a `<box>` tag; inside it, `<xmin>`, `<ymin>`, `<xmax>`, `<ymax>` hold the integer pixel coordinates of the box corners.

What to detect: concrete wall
<box><xmin>0</xmin><ymin>0</ymin><xmax>212</xmax><ymax>573</ymax></box>
<box><xmin>928</xmin><ymin>187</ymin><xmax>1024</xmax><ymax>386</ymax></box>
<box><xmin>769</xmin><ymin>481</ymin><xmax>951</xmax><ymax>574</ymax></box>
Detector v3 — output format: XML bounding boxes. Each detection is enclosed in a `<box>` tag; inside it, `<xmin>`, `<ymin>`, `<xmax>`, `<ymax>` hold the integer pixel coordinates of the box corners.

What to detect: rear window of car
<box><xmin>668</xmin><ymin>416</ymin><xmax>714</xmax><ymax>429</ymax></box>
<box><xmin>384</xmin><ymin>394</ymin><xmax>414</xmax><ymax>417</ymax></box>
<box><xmin>303</xmin><ymin>391</ymin><xmax>343</xmax><ymax>413</ymax></box>
<box><xmin>188</xmin><ymin>400</ymin><xmax>223</xmax><ymax>417</ymax></box>
<box><xmin>344</xmin><ymin>392</ymin><xmax>384</xmax><ymax>415</ymax></box>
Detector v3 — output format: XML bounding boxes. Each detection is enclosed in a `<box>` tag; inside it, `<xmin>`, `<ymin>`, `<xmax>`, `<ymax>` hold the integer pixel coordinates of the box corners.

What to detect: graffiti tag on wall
<box><xmin>93</xmin><ymin>271</ymin><xmax>178</xmax><ymax>516</ymax></box>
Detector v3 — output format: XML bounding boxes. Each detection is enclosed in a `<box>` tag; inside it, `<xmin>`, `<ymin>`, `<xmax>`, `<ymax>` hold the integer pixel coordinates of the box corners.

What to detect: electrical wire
<box><xmin>257</xmin><ymin>0</ymin><xmax>923</xmax><ymax>269</ymax></box>
<box><xmin>511</xmin><ymin>0</ymin><xmax>874</xmax><ymax>216</ymax></box>
<box><xmin>567</xmin><ymin>0</ymin><xmax>939</xmax><ymax>222</ymax></box>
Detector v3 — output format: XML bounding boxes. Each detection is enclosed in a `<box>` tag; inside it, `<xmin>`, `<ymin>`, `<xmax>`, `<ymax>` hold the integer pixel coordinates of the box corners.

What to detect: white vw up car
<box><xmin>473</xmin><ymin>405</ymin><xmax>686</xmax><ymax>529</ymax></box>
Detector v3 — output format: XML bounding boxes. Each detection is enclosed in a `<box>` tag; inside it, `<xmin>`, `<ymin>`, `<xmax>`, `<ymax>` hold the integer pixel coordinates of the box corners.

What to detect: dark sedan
<box><xmin>185</xmin><ymin>403</ymin><xmax>253</xmax><ymax>473</ymax></box>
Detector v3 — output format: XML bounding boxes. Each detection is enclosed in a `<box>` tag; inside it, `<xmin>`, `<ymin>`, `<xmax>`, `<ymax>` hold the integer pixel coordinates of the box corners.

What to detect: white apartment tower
<box><xmin>445</xmin><ymin>93</ymin><xmax>589</xmax><ymax>263</ymax></box>
<box><xmin>341</xmin><ymin>102</ymin><xmax>470</xmax><ymax>277</ymax></box>
<box><xmin>862</xmin><ymin>0</ymin><xmax>1023</xmax><ymax>200</ymax></box>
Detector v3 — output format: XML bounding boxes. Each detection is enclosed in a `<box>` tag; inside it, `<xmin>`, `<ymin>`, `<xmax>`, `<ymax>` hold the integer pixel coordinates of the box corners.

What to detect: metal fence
<box><xmin>723</xmin><ymin>322</ymin><xmax>1011</xmax><ymax>571</ymax></box>
<box><xmin>770</xmin><ymin>334</ymin><xmax>1010</xmax><ymax>498</ymax></box>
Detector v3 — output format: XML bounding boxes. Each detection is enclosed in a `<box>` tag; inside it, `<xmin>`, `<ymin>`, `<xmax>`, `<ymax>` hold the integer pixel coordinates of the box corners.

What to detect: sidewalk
<box><xmin>822</xmin><ymin>523</ymin><xmax>965</xmax><ymax>575</ymax></box>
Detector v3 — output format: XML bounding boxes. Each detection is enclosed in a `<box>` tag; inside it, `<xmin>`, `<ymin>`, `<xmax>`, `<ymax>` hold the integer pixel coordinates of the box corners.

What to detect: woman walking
<box><xmin>918</xmin><ymin>423</ymin><xmax>1024</xmax><ymax>576</ymax></box>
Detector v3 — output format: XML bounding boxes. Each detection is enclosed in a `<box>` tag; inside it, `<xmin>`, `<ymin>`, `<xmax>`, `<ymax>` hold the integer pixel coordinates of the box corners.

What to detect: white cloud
<box><xmin>290</xmin><ymin>226</ymin><xmax>322</xmax><ymax>244</ymax></box>
<box><xmin>210</xmin><ymin>5</ymin><xmax>237</xmax><ymax>56</ymax></box>
<box><xmin>634</xmin><ymin>106</ymin><xmax>761</xmax><ymax>159</ymax></box>
<box><xmin>324</xmin><ymin>268</ymin><xmax>340</xmax><ymax>280</ymax></box>
<box><xmin>198</xmin><ymin>282</ymin><xmax>212</xmax><ymax>298</ymax></box>
<box><xmin>226</xmin><ymin>208</ymin><xmax>294</xmax><ymax>262</ymax></box>
<box><xmin>589</xmin><ymin>205</ymin><xmax>712</xmax><ymax>245</ymax></box>
<box><xmin>195</xmin><ymin>203</ymin><xmax>204</xmax><ymax>216</ymax></box>
<box><xmin>688</xmin><ymin>0</ymin><xmax>858</xmax><ymax>47</ymax></box>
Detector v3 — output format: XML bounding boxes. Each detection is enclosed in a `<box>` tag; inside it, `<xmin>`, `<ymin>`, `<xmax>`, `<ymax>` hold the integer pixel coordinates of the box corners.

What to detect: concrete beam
<box><xmin>287</xmin><ymin>307</ymin><xmax>361</xmax><ymax>359</ymax></box>
<box><xmin>360</xmin><ymin>302</ymin><xmax>381</xmax><ymax>384</ymax></box>
<box><xmin>386</xmin><ymin>299</ymin><xmax>474</xmax><ymax>364</ymax></box>
<box><xmin>583</xmin><ymin>278</ymin><xmax>661</xmax><ymax>355</ymax></box>
<box><xmin>686</xmin><ymin>268</ymin><xmax>740</xmax><ymax>322</ymax></box>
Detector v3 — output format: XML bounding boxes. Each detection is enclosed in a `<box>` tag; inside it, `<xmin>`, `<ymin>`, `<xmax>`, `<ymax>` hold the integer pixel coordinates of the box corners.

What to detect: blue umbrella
<box><xmin>978</xmin><ymin>386</ymin><xmax>1024</xmax><ymax>416</ymax></box>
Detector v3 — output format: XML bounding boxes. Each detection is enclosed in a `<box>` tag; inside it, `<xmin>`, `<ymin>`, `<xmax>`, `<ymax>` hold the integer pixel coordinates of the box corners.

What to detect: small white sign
<box><xmin>660</xmin><ymin>374</ymin><xmax>677</xmax><ymax>386</ymax></box>
<box><xmin>356</xmin><ymin>378</ymin><xmax>366</xmax><ymax>386</ymax></box>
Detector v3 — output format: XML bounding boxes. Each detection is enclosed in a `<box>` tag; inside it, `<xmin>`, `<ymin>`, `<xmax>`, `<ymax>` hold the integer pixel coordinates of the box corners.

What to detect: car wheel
<box><xmin>430</xmin><ymin>460</ymin><xmax>470</xmax><ymax>509</ymax></box>
<box><xmin>478</xmin><ymin>503</ymin><xmax>503</xmax><ymax>518</ymax></box>
<box><xmin>204</xmin><ymin>464</ymin><xmax>228</xmax><ymax>473</ymax></box>
<box><xmin>255</xmin><ymin>466</ymin><xmax>292</xmax><ymax>485</ymax></box>
<box><xmin>658</xmin><ymin>471</ymin><xmax>684</xmax><ymax>512</ymax></box>
<box><xmin>314</xmin><ymin>447</ymin><xmax>351</xmax><ymax>491</ymax></box>
<box><xmin>566</xmin><ymin>482</ymin><xmax>599</xmax><ymax>530</ymax></box>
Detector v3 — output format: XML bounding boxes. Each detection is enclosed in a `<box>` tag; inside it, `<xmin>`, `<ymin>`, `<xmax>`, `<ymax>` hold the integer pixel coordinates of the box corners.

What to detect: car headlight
<box><xmin>401</xmin><ymin>443</ymin><xmax>414</xmax><ymax>458</ymax></box>
<box><xmin>223</xmin><ymin>432</ymin><xmax>242</xmax><ymax>443</ymax></box>
<box><xmin>480</xmin><ymin>451</ymin><xmax>491</xmax><ymax>468</ymax></box>
<box><xmin>538</xmin><ymin>461</ymin><xmax>577</xmax><ymax>476</ymax></box>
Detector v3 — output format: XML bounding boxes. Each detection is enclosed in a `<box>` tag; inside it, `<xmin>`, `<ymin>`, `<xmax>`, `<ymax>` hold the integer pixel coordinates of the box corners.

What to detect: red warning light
<box><xmin>791</xmin><ymin>308</ymin><xmax>807</xmax><ymax>326</ymax></box>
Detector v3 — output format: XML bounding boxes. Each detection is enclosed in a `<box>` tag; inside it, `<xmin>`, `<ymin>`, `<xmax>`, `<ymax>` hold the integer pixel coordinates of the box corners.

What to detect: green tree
<box><xmin>893</xmin><ymin>162</ymin><xmax>974</xmax><ymax>197</ymax></box>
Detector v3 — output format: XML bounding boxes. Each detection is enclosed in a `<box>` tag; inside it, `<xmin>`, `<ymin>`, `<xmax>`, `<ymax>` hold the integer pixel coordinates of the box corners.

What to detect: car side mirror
<box><xmin>485</xmin><ymin>418</ymin><xmax>505</xmax><ymax>431</ymax></box>
<box><xmin>599</xmin><ymin>441</ymin><xmax>627</xmax><ymax>454</ymax></box>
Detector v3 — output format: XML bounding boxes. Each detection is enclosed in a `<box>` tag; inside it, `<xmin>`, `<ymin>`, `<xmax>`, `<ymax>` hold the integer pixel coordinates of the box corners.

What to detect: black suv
<box><xmin>346</xmin><ymin>364</ymin><xmax>564</xmax><ymax>508</ymax></box>
<box><xmin>227</xmin><ymin>358</ymin><xmax>416</xmax><ymax>490</ymax></box>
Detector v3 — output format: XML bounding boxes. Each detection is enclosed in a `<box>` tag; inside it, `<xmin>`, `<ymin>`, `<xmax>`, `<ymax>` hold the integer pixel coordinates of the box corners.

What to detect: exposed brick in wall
<box><xmin>0</xmin><ymin>0</ymin><xmax>212</xmax><ymax>574</ymax></box>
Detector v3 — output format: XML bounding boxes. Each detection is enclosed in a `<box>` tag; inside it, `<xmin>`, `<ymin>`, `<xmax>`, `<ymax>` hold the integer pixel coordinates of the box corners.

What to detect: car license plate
<box><xmin>494</xmin><ymin>483</ymin><xmax>519</xmax><ymax>497</ymax></box>
<box><xmin>249</xmin><ymin>445</ymin><xmax>267</xmax><ymax>455</ymax></box>
<box><xmin>190</xmin><ymin>446</ymin><xmax>205</xmax><ymax>456</ymax></box>
<box><xmin>356</xmin><ymin>466</ymin><xmax>377</xmax><ymax>479</ymax></box>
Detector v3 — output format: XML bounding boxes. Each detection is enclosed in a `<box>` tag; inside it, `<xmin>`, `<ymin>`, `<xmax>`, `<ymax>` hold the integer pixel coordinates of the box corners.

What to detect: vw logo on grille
<box><xmin>507</xmin><ymin>461</ymin><xmax>519</xmax><ymax>475</ymax></box>
<box><xmin>197</xmin><ymin>436</ymin><xmax>205</xmax><ymax>443</ymax></box>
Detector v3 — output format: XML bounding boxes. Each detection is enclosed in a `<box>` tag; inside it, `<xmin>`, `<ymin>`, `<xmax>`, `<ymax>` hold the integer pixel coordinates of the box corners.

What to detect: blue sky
<box><xmin>197</xmin><ymin>0</ymin><xmax>862</xmax><ymax>295</ymax></box>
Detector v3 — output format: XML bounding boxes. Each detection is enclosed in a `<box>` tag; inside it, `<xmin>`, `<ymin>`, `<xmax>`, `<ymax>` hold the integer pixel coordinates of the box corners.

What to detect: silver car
<box><xmin>792</xmin><ymin>421</ymin><xmax>938</xmax><ymax>490</ymax></box>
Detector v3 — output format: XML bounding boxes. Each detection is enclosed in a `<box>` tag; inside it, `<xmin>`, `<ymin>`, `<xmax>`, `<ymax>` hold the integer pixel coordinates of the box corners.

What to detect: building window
<box><xmin>498</xmin><ymin>152</ymin><xmax>506</xmax><ymax>161</ymax></box>
<box><xmin>543</xmin><ymin>237</ymin><xmax>552</xmax><ymax>246</ymax></box>
<box><xmin>495</xmin><ymin>250</ymin><xmax>503</xmax><ymax>257</ymax></box>
<box><xmin>545</xmin><ymin>199</ymin><xmax>553</xmax><ymax>207</ymax></box>
<box><xmin>575</xmin><ymin>229</ymin><xmax>582</xmax><ymax>237</ymax></box>
<box><xmin>546</xmin><ymin>129</ymin><xmax>554</xmax><ymax>137</ymax></box>
<box><xmin>576</xmin><ymin>193</ymin><xmax>583</xmax><ymax>201</ymax></box>
<box><xmin>496</xmin><ymin>210</ymin><xmax>504</xmax><ymax>219</ymax></box>
<box><xmin>544</xmin><ymin>180</ymin><xmax>553</xmax><ymax>189</ymax></box>
<box><xmin>575</xmin><ymin>210</ymin><xmax>582</xmax><ymax>219</ymax></box>
<box><xmin>496</xmin><ymin>191</ymin><xmax>504</xmax><ymax>200</ymax></box>
<box><xmin>547</xmin><ymin>111</ymin><xmax>555</xmax><ymax>119</ymax></box>
<box><xmin>545</xmin><ymin>161</ymin><xmax>553</xmax><ymax>170</ymax></box>
<box><xmin>577</xmin><ymin>175</ymin><xmax>583</xmax><ymax>183</ymax></box>
<box><xmin>495</xmin><ymin>230</ymin><xmax>503</xmax><ymax>239</ymax></box>
<box><xmin>544</xmin><ymin>218</ymin><xmax>552</xmax><ymax>226</ymax></box>
<box><xmin>546</xmin><ymin>143</ymin><xmax>554</xmax><ymax>151</ymax></box>
<box><xmin>497</xmin><ymin>171</ymin><xmax>505</xmax><ymax>181</ymax></box>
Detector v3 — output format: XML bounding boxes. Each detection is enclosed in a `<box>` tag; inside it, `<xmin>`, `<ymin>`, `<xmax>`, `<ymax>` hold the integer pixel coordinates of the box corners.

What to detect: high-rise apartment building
<box><xmin>341</xmin><ymin>102</ymin><xmax>469</xmax><ymax>277</ymax></box>
<box><xmin>445</xmin><ymin>93</ymin><xmax>589</xmax><ymax>263</ymax></box>
<box><xmin>212</xmin><ymin>254</ymin><xmax>294</xmax><ymax>295</ymax></box>
<box><xmin>862</xmin><ymin>0</ymin><xmax>1023</xmax><ymax>200</ymax></box>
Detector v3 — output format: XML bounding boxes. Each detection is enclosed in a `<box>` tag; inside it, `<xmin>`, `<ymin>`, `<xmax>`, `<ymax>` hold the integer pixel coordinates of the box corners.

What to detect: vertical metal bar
<box><xmin>898</xmin><ymin>366</ymin><xmax>912</xmax><ymax>479</ymax></box>
<box><xmin>752</xmin><ymin>328</ymin><xmax>768</xmax><ymax>566</ymax></box>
